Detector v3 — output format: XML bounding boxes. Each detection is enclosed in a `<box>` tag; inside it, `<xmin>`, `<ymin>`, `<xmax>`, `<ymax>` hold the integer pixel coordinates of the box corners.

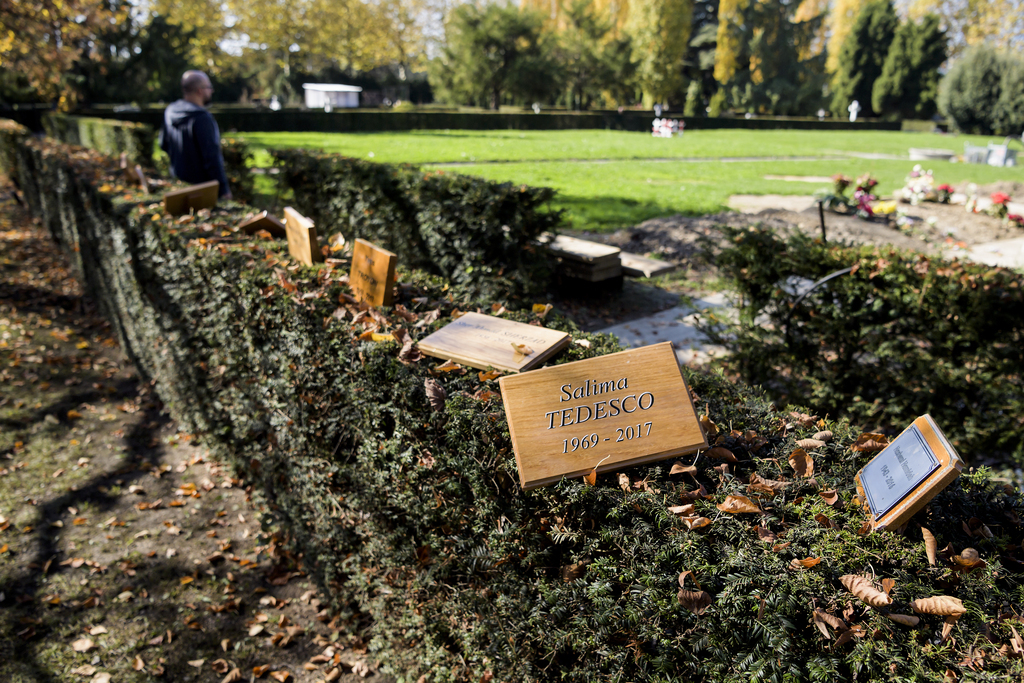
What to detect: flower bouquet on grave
<box><xmin>985</xmin><ymin>192</ymin><xmax>1011</xmax><ymax>220</ymax></box>
<box><xmin>853</xmin><ymin>188</ymin><xmax>876</xmax><ymax>219</ymax></box>
<box><xmin>1008</xmin><ymin>213</ymin><xmax>1024</xmax><ymax>228</ymax></box>
<box><xmin>964</xmin><ymin>184</ymin><xmax>979</xmax><ymax>213</ymax></box>
<box><xmin>814</xmin><ymin>174</ymin><xmax>855</xmax><ymax>213</ymax></box>
<box><xmin>936</xmin><ymin>184</ymin><xmax>954</xmax><ymax>204</ymax></box>
<box><xmin>897</xmin><ymin>165</ymin><xmax>936</xmax><ymax>205</ymax></box>
<box><xmin>855</xmin><ymin>173</ymin><xmax>878</xmax><ymax>194</ymax></box>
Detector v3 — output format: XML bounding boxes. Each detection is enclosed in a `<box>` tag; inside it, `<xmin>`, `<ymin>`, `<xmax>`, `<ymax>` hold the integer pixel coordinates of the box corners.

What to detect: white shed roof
<box><xmin>302</xmin><ymin>83</ymin><xmax>363</xmax><ymax>92</ymax></box>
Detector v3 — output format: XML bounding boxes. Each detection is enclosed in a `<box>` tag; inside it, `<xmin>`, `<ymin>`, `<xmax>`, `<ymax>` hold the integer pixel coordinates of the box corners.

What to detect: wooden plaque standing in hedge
<box><xmin>419</xmin><ymin>312</ymin><xmax>570</xmax><ymax>373</ymax></box>
<box><xmin>349</xmin><ymin>238</ymin><xmax>397</xmax><ymax>307</ymax></box>
<box><xmin>163</xmin><ymin>180</ymin><xmax>219</xmax><ymax>216</ymax></box>
<box><xmin>237</xmin><ymin>210</ymin><xmax>286</xmax><ymax>238</ymax></box>
<box><xmin>283</xmin><ymin>206</ymin><xmax>323</xmax><ymax>267</ymax></box>
<box><xmin>499</xmin><ymin>341</ymin><xmax>706</xmax><ymax>489</ymax></box>
<box><xmin>855</xmin><ymin>415</ymin><xmax>963</xmax><ymax>531</ymax></box>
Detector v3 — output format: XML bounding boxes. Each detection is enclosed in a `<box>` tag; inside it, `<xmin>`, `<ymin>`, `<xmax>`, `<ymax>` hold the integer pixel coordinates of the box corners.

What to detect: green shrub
<box><xmin>938</xmin><ymin>45</ymin><xmax>1024</xmax><ymax>136</ymax></box>
<box><xmin>871</xmin><ymin>14</ymin><xmax>946</xmax><ymax>120</ymax></box>
<box><xmin>830</xmin><ymin>0</ymin><xmax>898</xmax><ymax>118</ymax></box>
<box><xmin>700</xmin><ymin>225</ymin><xmax>1024</xmax><ymax>469</ymax></box>
<box><xmin>4</xmin><ymin>124</ymin><xmax>1024</xmax><ymax>682</ymax></box>
<box><xmin>42</xmin><ymin>113</ymin><xmax>156</xmax><ymax>166</ymax></box>
<box><xmin>273</xmin><ymin>149</ymin><xmax>559</xmax><ymax>301</ymax></box>
<box><xmin>221</xmin><ymin>136</ymin><xmax>256</xmax><ymax>204</ymax></box>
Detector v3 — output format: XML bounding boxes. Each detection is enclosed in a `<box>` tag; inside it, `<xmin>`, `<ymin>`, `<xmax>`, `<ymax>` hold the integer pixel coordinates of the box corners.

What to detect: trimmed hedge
<box><xmin>76</xmin><ymin>107</ymin><xmax>905</xmax><ymax>134</ymax></box>
<box><xmin>699</xmin><ymin>225</ymin><xmax>1024</xmax><ymax>469</ymax></box>
<box><xmin>42</xmin><ymin>113</ymin><xmax>156</xmax><ymax>167</ymax></box>
<box><xmin>274</xmin><ymin>149</ymin><xmax>559</xmax><ymax>300</ymax></box>
<box><xmin>3</xmin><ymin>119</ymin><xmax>1024</xmax><ymax>682</ymax></box>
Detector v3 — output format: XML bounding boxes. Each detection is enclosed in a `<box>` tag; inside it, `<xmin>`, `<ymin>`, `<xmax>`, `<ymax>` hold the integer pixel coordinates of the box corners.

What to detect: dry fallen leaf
<box><xmin>705</xmin><ymin>447</ymin><xmax>737</xmax><ymax>462</ymax></box>
<box><xmin>881</xmin><ymin>578</ymin><xmax>896</xmax><ymax>596</ymax></box>
<box><xmin>71</xmin><ymin>664</ymin><xmax>97</xmax><ymax>676</ymax></box>
<box><xmin>222</xmin><ymin>669</ymin><xmax>244</xmax><ymax>683</ymax></box>
<box><xmin>677</xmin><ymin>589</ymin><xmax>712</xmax><ymax>614</ymax></box>
<box><xmin>249</xmin><ymin>624</ymin><xmax>265</xmax><ymax>636</ymax></box>
<box><xmin>953</xmin><ymin>548</ymin><xmax>982</xmax><ymax>568</ymax></box>
<box><xmin>71</xmin><ymin>638</ymin><xmax>94</xmax><ymax>653</ymax></box>
<box><xmin>681</xmin><ymin>516</ymin><xmax>711</xmax><ymax>530</ymax></box>
<box><xmin>819</xmin><ymin>490</ymin><xmax>839</xmax><ymax>506</ymax></box>
<box><xmin>790</xmin><ymin>557</ymin><xmax>821</xmax><ymax>569</ymax></box>
<box><xmin>840</xmin><ymin>574</ymin><xmax>892</xmax><ymax>608</ymax></box>
<box><xmin>852</xmin><ymin>432</ymin><xmax>889</xmax><ymax>453</ymax></box>
<box><xmin>133</xmin><ymin>655</ymin><xmax>145</xmax><ymax>671</ymax></box>
<box><xmin>270</xmin><ymin>672</ymin><xmax>291</xmax><ymax>682</ymax></box>
<box><xmin>532</xmin><ymin>303</ymin><xmax>553</xmax><ymax>318</ymax></box>
<box><xmin>670</xmin><ymin>462</ymin><xmax>697</xmax><ymax>476</ymax></box>
<box><xmin>668</xmin><ymin>504</ymin><xmax>695</xmax><ymax>517</ymax></box>
<box><xmin>583</xmin><ymin>467</ymin><xmax>597</xmax><ymax>486</ymax></box>
<box><xmin>886</xmin><ymin>613</ymin><xmax>920</xmax><ymax>626</ymax></box>
<box><xmin>478</xmin><ymin>370</ymin><xmax>501</xmax><ymax>381</ymax></box>
<box><xmin>510</xmin><ymin>342</ymin><xmax>533</xmax><ymax>357</ymax></box>
<box><xmin>91</xmin><ymin>674</ymin><xmax>112</xmax><ymax>683</ymax></box>
<box><xmin>424</xmin><ymin>378</ymin><xmax>446</xmax><ymax>412</ymax></box>
<box><xmin>812</xmin><ymin>430</ymin><xmax>833</xmax><ymax>443</ymax></box>
<box><xmin>796</xmin><ymin>438</ymin><xmax>826</xmax><ymax>450</ymax></box>
<box><xmin>89</xmin><ymin>626</ymin><xmax>108</xmax><ymax>636</ymax></box>
<box><xmin>812</xmin><ymin>608</ymin><xmax>847</xmax><ymax>639</ymax></box>
<box><xmin>748</xmin><ymin>473</ymin><xmax>787</xmax><ymax>496</ymax></box>
<box><xmin>717</xmin><ymin>494</ymin><xmax>761</xmax><ymax>514</ymax></box>
<box><xmin>188</xmin><ymin>659</ymin><xmax>206</xmax><ymax>668</ymax></box>
<box><xmin>253</xmin><ymin>664</ymin><xmax>271</xmax><ymax>677</ymax></box>
<box><xmin>699</xmin><ymin>407</ymin><xmax>719</xmax><ymax>438</ymax></box>
<box><xmin>788</xmin><ymin>448</ymin><xmax>814</xmax><ymax>477</ymax></box>
<box><xmin>910</xmin><ymin>596</ymin><xmax>967</xmax><ymax>616</ymax></box>
<box><xmin>754</xmin><ymin>526</ymin><xmax>777</xmax><ymax>542</ymax></box>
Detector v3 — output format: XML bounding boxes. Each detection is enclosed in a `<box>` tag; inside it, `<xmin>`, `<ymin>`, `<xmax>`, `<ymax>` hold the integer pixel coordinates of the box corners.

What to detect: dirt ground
<box><xmin>0</xmin><ymin>188</ymin><xmax>389</xmax><ymax>683</ymax></box>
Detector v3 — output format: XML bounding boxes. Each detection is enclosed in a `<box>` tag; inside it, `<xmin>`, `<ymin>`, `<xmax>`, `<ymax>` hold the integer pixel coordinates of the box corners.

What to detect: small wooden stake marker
<box><xmin>349</xmin><ymin>238</ymin><xmax>397</xmax><ymax>307</ymax></box>
<box><xmin>499</xmin><ymin>341</ymin><xmax>706</xmax><ymax>489</ymax></box>
<box><xmin>237</xmin><ymin>210</ymin><xmax>286</xmax><ymax>238</ymax></box>
<box><xmin>163</xmin><ymin>180</ymin><xmax>219</xmax><ymax>216</ymax></box>
<box><xmin>419</xmin><ymin>312</ymin><xmax>569</xmax><ymax>373</ymax></box>
<box><xmin>283</xmin><ymin>206</ymin><xmax>323</xmax><ymax>266</ymax></box>
<box><xmin>855</xmin><ymin>415</ymin><xmax>963</xmax><ymax>531</ymax></box>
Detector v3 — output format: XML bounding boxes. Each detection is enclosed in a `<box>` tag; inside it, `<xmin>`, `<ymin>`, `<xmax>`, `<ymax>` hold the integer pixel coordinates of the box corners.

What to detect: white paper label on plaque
<box><xmin>860</xmin><ymin>425</ymin><xmax>940</xmax><ymax>517</ymax></box>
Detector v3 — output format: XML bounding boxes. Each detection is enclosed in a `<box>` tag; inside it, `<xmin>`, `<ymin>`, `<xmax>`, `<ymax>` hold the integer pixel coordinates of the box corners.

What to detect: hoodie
<box><xmin>159</xmin><ymin>100</ymin><xmax>230</xmax><ymax>197</ymax></box>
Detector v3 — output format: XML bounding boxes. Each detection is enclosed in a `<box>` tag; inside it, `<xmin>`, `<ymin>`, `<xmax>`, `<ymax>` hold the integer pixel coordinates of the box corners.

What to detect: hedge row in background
<box><xmin>700</xmin><ymin>226</ymin><xmax>1024</xmax><ymax>470</ymax></box>
<box><xmin>3</xmin><ymin>119</ymin><xmax>1024</xmax><ymax>682</ymax></box>
<box><xmin>77</xmin><ymin>107</ymin><xmax>905</xmax><ymax>134</ymax></box>
<box><xmin>273</xmin><ymin>148</ymin><xmax>560</xmax><ymax>300</ymax></box>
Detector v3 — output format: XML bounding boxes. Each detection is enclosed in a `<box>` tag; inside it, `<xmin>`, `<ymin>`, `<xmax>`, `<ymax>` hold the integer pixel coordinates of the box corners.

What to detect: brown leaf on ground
<box><xmin>796</xmin><ymin>438</ymin><xmax>826</xmax><ymax>450</ymax></box>
<box><xmin>886</xmin><ymin>613</ymin><xmax>920</xmax><ymax>626</ymax></box>
<box><xmin>668</xmin><ymin>504</ymin><xmax>695</xmax><ymax>517</ymax></box>
<box><xmin>583</xmin><ymin>466</ymin><xmax>597</xmax><ymax>486</ymax></box>
<box><xmin>270</xmin><ymin>672</ymin><xmax>291</xmax><ymax>682</ymax></box>
<box><xmin>819</xmin><ymin>490</ymin><xmax>839</xmax><ymax>506</ymax></box>
<box><xmin>561</xmin><ymin>562</ymin><xmax>586</xmax><ymax>582</ymax></box>
<box><xmin>852</xmin><ymin>433</ymin><xmax>889</xmax><ymax>453</ymax></box>
<box><xmin>91</xmin><ymin>674</ymin><xmax>112</xmax><ymax>683</ymax></box>
<box><xmin>717</xmin><ymin>494</ymin><xmax>761</xmax><ymax>514</ymax></box>
<box><xmin>921</xmin><ymin>528</ymin><xmax>937</xmax><ymax>565</ymax></box>
<box><xmin>881</xmin><ymin>578</ymin><xmax>896</xmax><ymax>596</ymax></box>
<box><xmin>754</xmin><ymin>526</ymin><xmax>777</xmax><ymax>542</ymax></box>
<box><xmin>212</xmin><ymin>659</ymin><xmax>230</xmax><ymax>674</ymax></box>
<box><xmin>188</xmin><ymin>659</ymin><xmax>205</xmax><ymax>668</ymax></box>
<box><xmin>911</xmin><ymin>596</ymin><xmax>967</xmax><ymax>616</ymax></box>
<box><xmin>478</xmin><ymin>370</ymin><xmax>501</xmax><ymax>381</ymax></box>
<box><xmin>424</xmin><ymin>378</ymin><xmax>446</xmax><ymax>412</ymax></box>
<box><xmin>1010</xmin><ymin>625</ymin><xmax>1024</xmax><ymax>656</ymax></box>
<box><xmin>840</xmin><ymin>575</ymin><xmax>892</xmax><ymax>608</ymax></box>
<box><xmin>790</xmin><ymin>557</ymin><xmax>821</xmax><ymax>569</ymax></box>
<box><xmin>772</xmin><ymin>542</ymin><xmax>791</xmax><ymax>552</ymax></box>
<box><xmin>71</xmin><ymin>665</ymin><xmax>96</xmax><ymax>676</ymax></box>
<box><xmin>834</xmin><ymin>624</ymin><xmax>867</xmax><ymax>647</ymax></box>
<box><xmin>748</xmin><ymin>473</ymin><xmax>788</xmax><ymax>496</ymax></box>
<box><xmin>812</xmin><ymin>608</ymin><xmax>847</xmax><ymax>639</ymax></box>
<box><xmin>397</xmin><ymin>341</ymin><xmax>422</xmax><ymax>364</ymax></box>
<box><xmin>812</xmin><ymin>430</ymin><xmax>833</xmax><ymax>442</ymax></box>
<box><xmin>681</xmin><ymin>516</ymin><xmax>712</xmax><ymax>530</ymax></box>
<box><xmin>814</xmin><ymin>514</ymin><xmax>834</xmax><ymax>529</ymax></box>
<box><xmin>706</xmin><ymin>446</ymin><xmax>737</xmax><ymax>462</ymax></box>
<box><xmin>670</xmin><ymin>461</ymin><xmax>697</xmax><ymax>476</ymax></box>
<box><xmin>677</xmin><ymin>589</ymin><xmax>712</xmax><ymax>615</ymax></box>
<box><xmin>788</xmin><ymin>448</ymin><xmax>814</xmax><ymax>477</ymax></box>
<box><xmin>699</xmin><ymin>411</ymin><xmax>719</xmax><ymax>438</ymax></box>
<box><xmin>788</xmin><ymin>411</ymin><xmax>818</xmax><ymax>427</ymax></box>
<box><xmin>133</xmin><ymin>656</ymin><xmax>145</xmax><ymax>671</ymax></box>
<box><xmin>510</xmin><ymin>342</ymin><xmax>533</xmax><ymax>357</ymax></box>
<box><xmin>953</xmin><ymin>548</ymin><xmax>982</xmax><ymax>568</ymax></box>
<box><xmin>941</xmin><ymin>615</ymin><xmax>958</xmax><ymax>641</ymax></box>
<box><xmin>222</xmin><ymin>669</ymin><xmax>244</xmax><ymax>683</ymax></box>
<box><xmin>253</xmin><ymin>665</ymin><xmax>271</xmax><ymax>677</ymax></box>
<box><xmin>71</xmin><ymin>638</ymin><xmax>94</xmax><ymax>652</ymax></box>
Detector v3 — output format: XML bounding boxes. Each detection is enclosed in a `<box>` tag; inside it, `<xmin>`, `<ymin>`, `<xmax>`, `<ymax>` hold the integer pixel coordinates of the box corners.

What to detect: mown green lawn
<box><xmin>244</xmin><ymin>129</ymin><xmax>1024</xmax><ymax>231</ymax></box>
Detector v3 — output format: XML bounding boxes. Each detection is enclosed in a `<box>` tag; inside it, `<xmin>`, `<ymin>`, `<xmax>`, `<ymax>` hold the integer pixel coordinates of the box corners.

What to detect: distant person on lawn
<box><xmin>160</xmin><ymin>70</ymin><xmax>232</xmax><ymax>199</ymax></box>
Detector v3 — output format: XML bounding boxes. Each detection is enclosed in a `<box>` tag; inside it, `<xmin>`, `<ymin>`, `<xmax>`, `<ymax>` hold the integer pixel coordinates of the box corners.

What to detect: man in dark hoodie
<box><xmin>160</xmin><ymin>70</ymin><xmax>232</xmax><ymax>199</ymax></box>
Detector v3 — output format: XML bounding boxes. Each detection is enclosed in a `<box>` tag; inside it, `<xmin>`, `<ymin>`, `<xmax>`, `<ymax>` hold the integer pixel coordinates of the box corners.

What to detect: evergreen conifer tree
<box><xmin>872</xmin><ymin>14</ymin><xmax>947</xmax><ymax>120</ymax></box>
<box><xmin>829</xmin><ymin>0</ymin><xmax>898</xmax><ymax>117</ymax></box>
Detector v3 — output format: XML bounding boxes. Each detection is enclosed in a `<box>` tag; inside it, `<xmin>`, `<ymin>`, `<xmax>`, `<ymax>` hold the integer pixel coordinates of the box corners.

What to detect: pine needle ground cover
<box><xmin>3</xmin><ymin>119</ymin><xmax>1024</xmax><ymax>682</ymax></box>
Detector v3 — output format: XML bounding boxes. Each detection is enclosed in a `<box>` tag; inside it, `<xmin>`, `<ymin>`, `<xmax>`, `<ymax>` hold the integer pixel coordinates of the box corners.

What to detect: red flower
<box><xmin>991</xmin><ymin>192</ymin><xmax>1011</xmax><ymax>205</ymax></box>
<box><xmin>938</xmin><ymin>184</ymin><xmax>954</xmax><ymax>192</ymax></box>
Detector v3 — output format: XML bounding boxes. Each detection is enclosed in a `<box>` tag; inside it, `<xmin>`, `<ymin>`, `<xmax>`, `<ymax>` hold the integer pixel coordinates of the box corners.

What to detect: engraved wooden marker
<box><xmin>237</xmin><ymin>210</ymin><xmax>286</xmax><ymax>238</ymax></box>
<box><xmin>283</xmin><ymin>206</ymin><xmax>323</xmax><ymax>267</ymax></box>
<box><xmin>163</xmin><ymin>180</ymin><xmax>219</xmax><ymax>216</ymax></box>
<box><xmin>499</xmin><ymin>342</ymin><xmax>706</xmax><ymax>489</ymax></box>
<box><xmin>855</xmin><ymin>415</ymin><xmax>963</xmax><ymax>531</ymax></box>
<box><xmin>419</xmin><ymin>312</ymin><xmax>569</xmax><ymax>373</ymax></box>
<box><xmin>349</xmin><ymin>238</ymin><xmax>397</xmax><ymax>307</ymax></box>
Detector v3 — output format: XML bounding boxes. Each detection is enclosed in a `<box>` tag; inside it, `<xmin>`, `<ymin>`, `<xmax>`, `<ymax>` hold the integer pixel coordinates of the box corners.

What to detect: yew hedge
<box><xmin>2</xmin><ymin>118</ymin><xmax>1024</xmax><ymax>683</ymax></box>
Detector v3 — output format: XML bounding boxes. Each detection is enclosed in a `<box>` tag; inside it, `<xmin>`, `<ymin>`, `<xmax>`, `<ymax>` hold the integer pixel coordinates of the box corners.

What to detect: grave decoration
<box><xmin>283</xmin><ymin>206</ymin><xmax>323</xmax><ymax>267</ymax></box>
<box><xmin>349</xmin><ymin>238</ymin><xmax>397</xmax><ymax>307</ymax></box>
<box><xmin>540</xmin><ymin>233</ymin><xmax>622</xmax><ymax>283</ymax></box>
<box><xmin>162</xmin><ymin>179</ymin><xmax>219</xmax><ymax>216</ymax></box>
<box><xmin>236</xmin><ymin>210</ymin><xmax>287</xmax><ymax>238</ymax></box>
<box><xmin>499</xmin><ymin>341</ymin><xmax>705</xmax><ymax>489</ymax></box>
<box><xmin>855</xmin><ymin>415</ymin><xmax>963</xmax><ymax>530</ymax></box>
<box><xmin>418</xmin><ymin>311</ymin><xmax>570</xmax><ymax>374</ymax></box>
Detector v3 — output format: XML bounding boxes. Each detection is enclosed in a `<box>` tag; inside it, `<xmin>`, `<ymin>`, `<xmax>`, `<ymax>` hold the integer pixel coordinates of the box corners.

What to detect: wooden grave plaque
<box><xmin>237</xmin><ymin>210</ymin><xmax>287</xmax><ymax>238</ymax></box>
<box><xmin>419</xmin><ymin>312</ymin><xmax>570</xmax><ymax>374</ymax></box>
<box><xmin>349</xmin><ymin>238</ymin><xmax>397</xmax><ymax>307</ymax></box>
<box><xmin>283</xmin><ymin>206</ymin><xmax>323</xmax><ymax>267</ymax></box>
<box><xmin>163</xmin><ymin>180</ymin><xmax>219</xmax><ymax>216</ymax></box>
<box><xmin>499</xmin><ymin>341</ymin><xmax>706</xmax><ymax>489</ymax></box>
<box><xmin>855</xmin><ymin>415</ymin><xmax>963</xmax><ymax>531</ymax></box>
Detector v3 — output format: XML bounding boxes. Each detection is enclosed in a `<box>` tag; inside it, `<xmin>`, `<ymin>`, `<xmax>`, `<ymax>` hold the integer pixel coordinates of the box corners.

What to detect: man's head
<box><xmin>181</xmin><ymin>70</ymin><xmax>214</xmax><ymax>106</ymax></box>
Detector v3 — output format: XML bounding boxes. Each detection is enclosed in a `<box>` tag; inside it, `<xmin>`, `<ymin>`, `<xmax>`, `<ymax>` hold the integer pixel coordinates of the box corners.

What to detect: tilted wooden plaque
<box><xmin>855</xmin><ymin>415</ymin><xmax>963</xmax><ymax>531</ymax></box>
<box><xmin>419</xmin><ymin>312</ymin><xmax>570</xmax><ymax>373</ymax></box>
<box><xmin>163</xmin><ymin>180</ymin><xmax>219</xmax><ymax>216</ymax></box>
<box><xmin>349</xmin><ymin>238</ymin><xmax>397</xmax><ymax>307</ymax></box>
<box><xmin>237</xmin><ymin>210</ymin><xmax>286</xmax><ymax>238</ymax></box>
<box><xmin>499</xmin><ymin>342</ymin><xmax>706</xmax><ymax>489</ymax></box>
<box><xmin>283</xmin><ymin>206</ymin><xmax>323</xmax><ymax>267</ymax></box>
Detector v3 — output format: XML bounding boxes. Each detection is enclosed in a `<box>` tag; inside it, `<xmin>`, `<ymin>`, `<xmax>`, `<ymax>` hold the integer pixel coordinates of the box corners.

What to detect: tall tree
<box><xmin>829</xmin><ymin>0</ymin><xmax>898</xmax><ymax>117</ymax></box>
<box><xmin>148</xmin><ymin>0</ymin><xmax>228</xmax><ymax>74</ymax></box>
<box><xmin>793</xmin><ymin>0</ymin><xmax>828</xmax><ymax>60</ymax></box>
<box><xmin>714</xmin><ymin>0</ymin><xmax>748</xmax><ymax>84</ymax></box>
<box><xmin>826</xmin><ymin>0</ymin><xmax>870</xmax><ymax>73</ymax></box>
<box><xmin>684</xmin><ymin>0</ymin><xmax>720</xmax><ymax>116</ymax></box>
<box><xmin>555</xmin><ymin>0</ymin><xmax>635</xmax><ymax>109</ymax></box>
<box><xmin>626</xmin><ymin>0</ymin><xmax>694</xmax><ymax>107</ymax></box>
<box><xmin>908</xmin><ymin>0</ymin><xmax>1024</xmax><ymax>58</ymax></box>
<box><xmin>0</xmin><ymin>0</ymin><xmax>126</xmax><ymax>108</ymax></box>
<box><xmin>872</xmin><ymin>13</ymin><xmax>946</xmax><ymax>119</ymax></box>
<box><xmin>430</xmin><ymin>2</ymin><xmax>555</xmax><ymax>109</ymax></box>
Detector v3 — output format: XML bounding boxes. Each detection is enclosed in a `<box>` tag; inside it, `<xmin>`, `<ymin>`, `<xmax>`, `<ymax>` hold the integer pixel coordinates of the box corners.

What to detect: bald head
<box><xmin>181</xmin><ymin>70</ymin><xmax>213</xmax><ymax>106</ymax></box>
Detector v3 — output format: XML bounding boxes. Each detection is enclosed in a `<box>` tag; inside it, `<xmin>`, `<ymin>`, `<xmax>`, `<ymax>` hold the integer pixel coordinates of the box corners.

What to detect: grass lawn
<box><xmin>244</xmin><ymin>129</ymin><xmax>1024</xmax><ymax>231</ymax></box>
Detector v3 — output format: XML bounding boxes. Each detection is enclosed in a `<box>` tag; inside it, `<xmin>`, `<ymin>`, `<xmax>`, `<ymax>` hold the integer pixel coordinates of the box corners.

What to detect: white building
<box><xmin>302</xmin><ymin>83</ymin><xmax>362</xmax><ymax>110</ymax></box>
